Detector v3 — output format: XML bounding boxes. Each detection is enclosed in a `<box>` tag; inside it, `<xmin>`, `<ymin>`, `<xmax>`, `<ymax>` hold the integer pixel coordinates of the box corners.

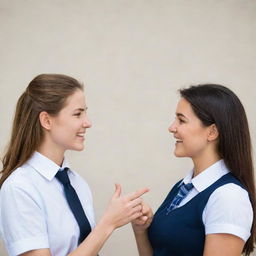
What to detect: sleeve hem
<box><xmin>9</xmin><ymin>235</ymin><xmax>49</xmax><ymax>256</ymax></box>
<box><xmin>205</xmin><ymin>223</ymin><xmax>251</xmax><ymax>242</ymax></box>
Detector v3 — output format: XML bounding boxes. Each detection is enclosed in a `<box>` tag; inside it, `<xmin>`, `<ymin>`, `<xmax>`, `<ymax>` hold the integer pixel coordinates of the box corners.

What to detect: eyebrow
<box><xmin>74</xmin><ymin>107</ymin><xmax>88</xmax><ymax>112</ymax></box>
<box><xmin>176</xmin><ymin>113</ymin><xmax>188</xmax><ymax>119</ymax></box>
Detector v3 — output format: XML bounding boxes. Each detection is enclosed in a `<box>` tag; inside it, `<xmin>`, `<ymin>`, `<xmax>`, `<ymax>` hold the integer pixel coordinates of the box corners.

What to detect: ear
<box><xmin>207</xmin><ymin>124</ymin><xmax>219</xmax><ymax>142</ymax></box>
<box><xmin>39</xmin><ymin>111</ymin><xmax>52</xmax><ymax>130</ymax></box>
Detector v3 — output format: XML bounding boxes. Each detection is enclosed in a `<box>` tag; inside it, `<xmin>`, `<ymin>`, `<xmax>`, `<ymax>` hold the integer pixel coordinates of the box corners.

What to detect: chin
<box><xmin>174</xmin><ymin>150</ymin><xmax>186</xmax><ymax>158</ymax></box>
<box><xmin>78</xmin><ymin>146</ymin><xmax>85</xmax><ymax>151</ymax></box>
<box><xmin>72</xmin><ymin>144</ymin><xmax>85</xmax><ymax>151</ymax></box>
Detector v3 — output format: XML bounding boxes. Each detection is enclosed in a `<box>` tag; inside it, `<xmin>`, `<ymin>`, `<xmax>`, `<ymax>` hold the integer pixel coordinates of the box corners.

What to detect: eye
<box><xmin>178</xmin><ymin>118</ymin><xmax>185</xmax><ymax>124</ymax></box>
<box><xmin>74</xmin><ymin>112</ymin><xmax>81</xmax><ymax>117</ymax></box>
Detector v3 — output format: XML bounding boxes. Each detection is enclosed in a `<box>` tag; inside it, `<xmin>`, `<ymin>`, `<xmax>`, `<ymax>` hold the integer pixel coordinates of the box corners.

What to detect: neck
<box><xmin>192</xmin><ymin>151</ymin><xmax>221</xmax><ymax>177</ymax></box>
<box><xmin>37</xmin><ymin>140</ymin><xmax>64</xmax><ymax>166</ymax></box>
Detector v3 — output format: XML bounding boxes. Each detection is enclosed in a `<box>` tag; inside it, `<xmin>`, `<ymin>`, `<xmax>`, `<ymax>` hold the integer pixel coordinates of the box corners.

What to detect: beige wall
<box><xmin>0</xmin><ymin>0</ymin><xmax>255</xmax><ymax>255</ymax></box>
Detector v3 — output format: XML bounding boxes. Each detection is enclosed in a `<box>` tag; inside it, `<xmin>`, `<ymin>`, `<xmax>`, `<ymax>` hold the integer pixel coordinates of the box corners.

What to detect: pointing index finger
<box><xmin>128</xmin><ymin>187</ymin><xmax>149</xmax><ymax>201</ymax></box>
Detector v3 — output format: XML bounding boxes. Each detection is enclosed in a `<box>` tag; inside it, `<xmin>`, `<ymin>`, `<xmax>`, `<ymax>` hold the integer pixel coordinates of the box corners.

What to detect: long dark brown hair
<box><xmin>0</xmin><ymin>74</ymin><xmax>83</xmax><ymax>187</ymax></box>
<box><xmin>180</xmin><ymin>84</ymin><xmax>255</xmax><ymax>255</ymax></box>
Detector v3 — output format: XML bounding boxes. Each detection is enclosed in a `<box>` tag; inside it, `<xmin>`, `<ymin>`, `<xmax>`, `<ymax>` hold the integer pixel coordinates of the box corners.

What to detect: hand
<box><xmin>132</xmin><ymin>201</ymin><xmax>153</xmax><ymax>234</ymax></box>
<box><xmin>100</xmin><ymin>184</ymin><xmax>149</xmax><ymax>231</ymax></box>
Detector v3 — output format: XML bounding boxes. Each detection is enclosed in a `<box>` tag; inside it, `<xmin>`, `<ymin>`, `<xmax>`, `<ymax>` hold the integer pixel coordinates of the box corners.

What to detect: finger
<box><xmin>130</xmin><ymin>204</ymin><xmax>143</xmax><ymax>214</ymax></box>
<box><xmin>134</xmin><ymin>215</ymin><xmax>152</xmax><ymax>226</ymax></box>
<box><xmin>141</xmin><ymin>215</ymin><xmax>148</xmax><ymax>221</ymax></box>
<box><xmin>129</xmin><ymin>211</ymin><xmax>143</xmax><ymax>221</ymax></box>
<box><xmin>141</xmin><ymin>204</ymin><xmax>148</xmax><ymax>214</ymax></box>
<box><xmin>137</xmin><ymin>215</ymin><xmax>147</xmax><ymax>221</ymax></box>
<box><xmin>142</xmin><ymin>207</ymin><xmax>152</xmax><ymax>217</ymax></box>
<box><xmin>133</xmin><ymin>215</ymin><xmax>147</xmax><ymax>223</ymax></box>
<box><xmin>112</xmin><ymin>183</ymin><xmax>122</xmax><ymax>199</ymax></box>
<box><xmin>128</xmin><ymin>187</ymin><xmax>149</xmax><ymax>201</ymax></box>
<box><xmin>129</xmin><ymin>197</ymin><xmax>143</xmax><ymax>208</ymax></box>
<box><xmin>132</xmin><ymin>218</ymin><xmax>147</xmax><ymax>226</ymax></box>
<box><xmin>141</xmin><ymin>203</ymin><xmax>153</xmax><ymax>216</ymax></box>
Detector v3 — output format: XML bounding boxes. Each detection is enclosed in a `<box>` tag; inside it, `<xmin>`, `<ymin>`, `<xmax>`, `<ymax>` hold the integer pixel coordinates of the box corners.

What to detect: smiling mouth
<box><xmin>77</xmin><ymin>133</ymin><xmax>85</xmax><ymax>138</ymax></box>
<box><xmin>176</xmin><ymin>140</ymin><xmax>183</xmax><ymax>143</ymax></box>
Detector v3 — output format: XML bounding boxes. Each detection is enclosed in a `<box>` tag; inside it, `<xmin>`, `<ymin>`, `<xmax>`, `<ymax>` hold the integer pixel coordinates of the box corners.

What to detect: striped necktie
<box><xmin>166</xmin><ymin>182</ymin><xmax>194</xmax><ymax>215</ymax></box>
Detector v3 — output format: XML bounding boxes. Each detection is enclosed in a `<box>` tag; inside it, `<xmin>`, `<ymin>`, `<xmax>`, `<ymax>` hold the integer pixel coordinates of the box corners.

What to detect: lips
<box><xmin>174</xmin><ymin>136</ymin><xmax>183</xmax><ymax>143</ymax></box>
<box><xmin>77</xmin><ymin>133</ymin><xmax>85</xmax><ymax>138</ymax></box>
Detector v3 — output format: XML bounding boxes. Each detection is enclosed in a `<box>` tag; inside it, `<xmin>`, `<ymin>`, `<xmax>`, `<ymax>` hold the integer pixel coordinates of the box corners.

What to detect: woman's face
<box><xmin>168</xmin><ymin>98</ymin><xmax>212</xmax><ymax>160</ymax></box>
<box><xmin>47</xmin><ymin>89</ymin><xmax>92</xmax><ymax>153</ymax></box>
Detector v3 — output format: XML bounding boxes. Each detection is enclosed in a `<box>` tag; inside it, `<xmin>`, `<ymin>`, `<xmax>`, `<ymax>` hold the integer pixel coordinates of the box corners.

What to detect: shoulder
<box><xmin>203</xmin><ymin>183</ymin><xmax>253</xmax><ymax>242</ymax></box>
<box><xmin>0</xmin><ymin>165</ymin><xmax>43</xmax><ymax>206</ymax></box>
<box><xmin>1</xmin><ymin>165</ymin><xmax>34</xmax><ymax>190</ymax></box>
<box><xmin>207</xmin><ymin>182</ymin><xmax>250</xmax><ymax>206</ymax></box>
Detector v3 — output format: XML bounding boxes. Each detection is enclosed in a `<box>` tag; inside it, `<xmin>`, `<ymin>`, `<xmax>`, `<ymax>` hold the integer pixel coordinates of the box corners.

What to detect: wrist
<box><xmin>132</xmin><ymin>223</ymin><xmax>148</xmax><ymax>235</ymax></box>
<box><xmin>97</xmin><ymin>216</ymin><xmax>115</xmax><ymax>236</ymax></box>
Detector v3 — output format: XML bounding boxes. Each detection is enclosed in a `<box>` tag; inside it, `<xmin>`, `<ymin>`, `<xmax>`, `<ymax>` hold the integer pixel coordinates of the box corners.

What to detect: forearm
<box><xmin>68</xmin><ymin>219</ymin><xmax>114</xmax><ymax>256</ymax></box>
<box><xmin>68</xmin><ymin>185</ymin><xmax>148</xmax><ymax>256</ymax></box>
<box><xmin>133</xmin><ymin>230</ymin><xmax>153</xmax><ymax>256</ymax></box>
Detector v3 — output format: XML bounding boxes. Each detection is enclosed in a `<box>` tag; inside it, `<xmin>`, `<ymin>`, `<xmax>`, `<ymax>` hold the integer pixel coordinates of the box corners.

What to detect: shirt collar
<box><xmin>182</xmin><ymin>159</ymin><xmax>229</xmax><ymax>192</ymax></box>
<box><xmin>27</xmin><ymin>151</ymin><xmax>71</xmax><ymax>181</ymax></box>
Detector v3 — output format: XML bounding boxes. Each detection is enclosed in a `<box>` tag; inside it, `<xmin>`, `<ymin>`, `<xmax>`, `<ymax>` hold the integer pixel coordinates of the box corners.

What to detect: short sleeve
<box><xmin>0</xmin><ymin>181</ymin><xmax>49</xmax><ymax>256</ymax></box>
<box><xmin>203</xmin><ymin>183</ymin><xmax>253</xmax><ymax>242</ymax></box>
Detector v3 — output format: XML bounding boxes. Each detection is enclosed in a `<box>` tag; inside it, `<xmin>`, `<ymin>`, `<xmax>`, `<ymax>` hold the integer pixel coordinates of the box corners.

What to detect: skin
<box><xmin>20</xmin><ymin>89</ymin><xmax>149</xmax><ymax>256</ymax></box>
<box><xmin>132</xmin><ymin>97</ymin><xmax>245</xmax><ymax>256</ymax></box>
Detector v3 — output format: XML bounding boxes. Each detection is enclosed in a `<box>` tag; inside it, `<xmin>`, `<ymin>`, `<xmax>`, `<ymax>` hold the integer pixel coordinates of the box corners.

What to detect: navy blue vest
<box><xmin>148</xmin><ymin>173</ymin><xmax>244</xmax><ymax>256</ymax></box>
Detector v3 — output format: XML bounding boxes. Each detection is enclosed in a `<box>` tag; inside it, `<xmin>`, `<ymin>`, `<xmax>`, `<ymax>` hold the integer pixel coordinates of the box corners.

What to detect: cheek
<box><xmin>186</xmin><ymin>130</ymin><xmax>208</xmax><ymax>150</ymax></box>
<box><xmin>51</xmin><ymin>125</ymin><xmax>75</xmax><ymax>142</ymax></box>
<box><xmin>54</xmin><ymin>119</ymin><xmax>77</xmax><ymax>132</ymax></box>
<box><xmin>188</xmin><ymin>125</ymin><xmax>207</xmax><ymax>137</ymax></box>
<box><xmin>51</xmin><ymin>130</ymin><xmax>68</xmax><ymax>144</ymax></box>
<box><xmin>183</xmin><ymin>128</ymin><xmax>208</xmax><ymax>145</ymax></box>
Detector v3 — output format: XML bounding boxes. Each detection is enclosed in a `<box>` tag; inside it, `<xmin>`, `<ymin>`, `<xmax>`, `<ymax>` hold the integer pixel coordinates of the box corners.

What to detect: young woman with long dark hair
<box><xmin>0</xmin><ymin>74</ymin><xmax>148</xmax><ymax>256</ymax></box>
<box><xmin>132</xmin><ymin>84</ymin><xmax>255</xmax><ymax>256</ymax></box>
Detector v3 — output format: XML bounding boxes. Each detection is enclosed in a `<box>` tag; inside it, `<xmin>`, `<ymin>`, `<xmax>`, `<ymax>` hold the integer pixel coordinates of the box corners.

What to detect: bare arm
<box><xmin>20</xmin><ymin>184</ymin><xmax>148</xmax><ymax>256</ymax></box>
<box><xmin>20</xmin><ymin>249</ymin><xmax>51</xmax><ymax>256</ymax></box>
<box><xmin>69</xmin><ymin>185</ymin><xmax>149</xmax><ymax>256</ymax></box>
<box><xmin>203</xmin><ymin>234</ymin><xmax>244</xmax><ymax>256</ymax></box>
<box><xmin>133</xmin><ymin>230</ymin><xmax>153</xmax><ymax>256</ymax></box>
<box><xmin>132</xmin><ymin>202</ymin><xmax>153</xmax><ymax>256</ymax></box>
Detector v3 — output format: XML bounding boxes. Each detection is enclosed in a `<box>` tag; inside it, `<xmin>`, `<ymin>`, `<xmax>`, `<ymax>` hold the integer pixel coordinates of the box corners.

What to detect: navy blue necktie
<box><xmin>55</xmin><ymin>167</ymin><xmax>91</xmax><ymax>243</ymax></box>
<box><xmin>166</xmin><ymin>182</ymin><xmax>194</xmax><ymax>215</ymax></box>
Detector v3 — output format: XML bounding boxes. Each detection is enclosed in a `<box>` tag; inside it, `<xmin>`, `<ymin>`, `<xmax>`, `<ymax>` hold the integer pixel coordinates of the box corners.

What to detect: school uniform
<box><xmin>0</xmin><ymin>151</ymin><xmax>95</xmax><ymax>256</ymax></box>
<box><xmin>148</xmin><ymin>160</ymin><xmax>253</xmax><ymax>256</ymax></box>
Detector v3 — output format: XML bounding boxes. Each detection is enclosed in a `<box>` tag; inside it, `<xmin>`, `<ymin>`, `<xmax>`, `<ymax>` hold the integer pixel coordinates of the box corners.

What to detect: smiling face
<box><xmin>168</xmin><ymin>98</ymin><xmax>214</xmax><ymax>161</ymax></box>
<box><xmin>46</xmin><ymin>89</ymin><xmax>91</xmax><ymax>154</ymax></box>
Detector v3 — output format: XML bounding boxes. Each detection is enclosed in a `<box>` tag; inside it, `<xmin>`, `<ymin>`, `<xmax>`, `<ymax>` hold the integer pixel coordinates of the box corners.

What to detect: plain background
<box><xmin>0</xmin><ymin>0</ymin><xmax>255</xmax><ymax>255</ymax></box>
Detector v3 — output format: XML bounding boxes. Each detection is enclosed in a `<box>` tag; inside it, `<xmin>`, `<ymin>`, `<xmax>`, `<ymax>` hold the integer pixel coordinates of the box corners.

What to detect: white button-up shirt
<box><xmin>179</xmin><ymin>159</ymin><xmax>253</xmax><ymax>242</ymax></box>
<box><xmin>0</xmin><ymin>151</ymin><xmax>95</xmax><ymax>256</ymax></box>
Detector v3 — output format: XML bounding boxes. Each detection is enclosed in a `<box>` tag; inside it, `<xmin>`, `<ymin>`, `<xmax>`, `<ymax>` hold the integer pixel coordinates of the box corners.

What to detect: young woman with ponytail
<box><xmin>0</xmin><ymin>74</ymin><xmax>148</xmax><ymax>256</ymax></box>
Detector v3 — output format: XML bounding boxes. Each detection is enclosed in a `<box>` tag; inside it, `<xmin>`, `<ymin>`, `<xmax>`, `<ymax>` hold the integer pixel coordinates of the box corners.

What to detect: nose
<box><xmin>83</xmin><ymin>114</ymin><xmax>92</xmax><ymax>128</ymax></box>
<box><xmin>168</xmin><ymin>120</ymin><xmax>177</xmax><ymax>133</ymax></box>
